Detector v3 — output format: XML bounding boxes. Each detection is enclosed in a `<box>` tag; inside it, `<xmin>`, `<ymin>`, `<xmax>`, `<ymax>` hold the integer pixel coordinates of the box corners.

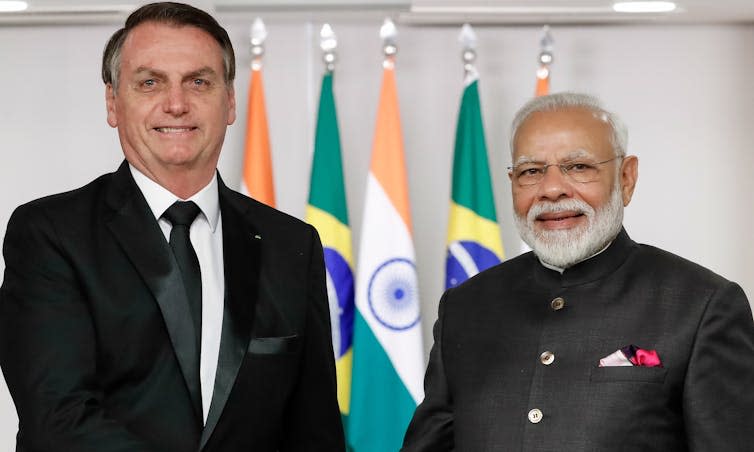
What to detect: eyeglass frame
<box><xmin>507</xmin><ymin>156</ymin><xmax>624</xmax><ymax>187</ymax></box>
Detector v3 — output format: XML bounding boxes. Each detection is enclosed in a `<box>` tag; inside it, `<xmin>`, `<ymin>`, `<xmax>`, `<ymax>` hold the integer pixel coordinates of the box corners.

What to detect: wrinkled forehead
<box><xmin>516</xmin><ymin>107</ymin><xmax>612</xmax><ymax>137</ymax></box>
<box><xmin>512</xmin><ymin>107</ymin><xmax>613</xmax><ymax>162</ymax></box>
<box><xmin>121</xmin><ymin>21</ymin><xmax>224</xmax><ymax>63</ymax></box>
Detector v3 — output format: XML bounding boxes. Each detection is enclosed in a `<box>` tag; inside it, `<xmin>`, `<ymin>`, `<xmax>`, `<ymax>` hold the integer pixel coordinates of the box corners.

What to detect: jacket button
<box><xmin>540</xmin><ymin>351</ymin><xmax>555</xmax><ymax>365</ymax></box>
<box><xmin>551</xmin><ymin>297</ymin><xmax>565</xmax><ymax>310</ymax></box>
<box><xmin>528</xmin><ymin>408</ymin><xmax>543</xmax><ymax>424</ymax></box>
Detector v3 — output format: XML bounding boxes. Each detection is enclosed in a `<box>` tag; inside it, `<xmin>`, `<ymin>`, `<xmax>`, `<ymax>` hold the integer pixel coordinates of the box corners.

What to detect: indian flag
<box><xmin>446</xmin><ymin>73</ymin><xmax>504</xmax><ymax>289</ymax></box>
<box><xmin>348</xmin><ymin>61</ymin><xmax>424</xmax><ymax>452</ymax></box>
<box><xmin>240</xmin><ymin>66</ymin><xmax>275</xmax><ymax>207</ymax></box>
<box><xmin>305</xmin><ymin>73</ymin><xmax>355</xmax><ymax>427</ymax></box>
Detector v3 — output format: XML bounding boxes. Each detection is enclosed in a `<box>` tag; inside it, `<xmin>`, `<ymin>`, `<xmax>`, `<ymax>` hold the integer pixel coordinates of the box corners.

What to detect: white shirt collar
<box><xmin>128</xmin><ymin>164</ymin><xmax>220</xmax><ymax>232</ymax></box>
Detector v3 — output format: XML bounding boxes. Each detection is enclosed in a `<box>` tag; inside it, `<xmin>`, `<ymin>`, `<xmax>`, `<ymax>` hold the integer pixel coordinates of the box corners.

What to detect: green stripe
<box><xmin>451</xmin><ymin>80</ymin><xmax>498</xmax><ymax>222</ymax></box>
<box><xmin>308</xmin><ymin>73</ymin><xmax>349</xmax><ymax>225</ymax></box>
<box><xmin>347</xmin><ymin>312</ymin><xmax>416</xmax><ymax>452</ymax></box>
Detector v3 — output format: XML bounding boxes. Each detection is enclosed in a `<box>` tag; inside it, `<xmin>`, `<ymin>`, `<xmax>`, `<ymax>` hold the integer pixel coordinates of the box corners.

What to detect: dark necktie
<box><xmin>162</xmin><ymin>201</ymin><xmax>203</xmax><ymax>349</ymax></box>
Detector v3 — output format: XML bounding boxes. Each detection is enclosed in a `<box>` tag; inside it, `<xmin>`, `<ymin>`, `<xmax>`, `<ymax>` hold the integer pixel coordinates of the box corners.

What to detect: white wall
<box><xmin>1</xmin><ymin>15</ymin><xmax>752</xmax><ymax>447</ymax></box>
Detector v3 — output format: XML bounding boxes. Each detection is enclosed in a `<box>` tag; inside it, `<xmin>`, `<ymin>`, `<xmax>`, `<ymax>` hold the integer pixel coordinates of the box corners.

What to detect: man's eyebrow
<box><xmin>184</xmin><ymin>67</ymin><xmax>218</xmax><ymax>80</ymax></box>
<box><xmin>513</xmin><ymin>156</ymin><xmax>541</xmax><ymax>166</ymax></box>
<box><xmin>561</xmin><ymin>149</ymin><xmax>594</xmax><ymax>161</ymax></box>
<box><xmin>512</xmin><ymin>149</ymin><xmax>595</xmax><ymax>167</ymax></box>
<box><xmin>133</xmin><ymin>67</ymin><xmax>167</xmax><ymax>79</ymax></box>
<box><xmin>131</xmin><ymin>66</ymin><xmax>218</xmax><ymax>80</ymax></box>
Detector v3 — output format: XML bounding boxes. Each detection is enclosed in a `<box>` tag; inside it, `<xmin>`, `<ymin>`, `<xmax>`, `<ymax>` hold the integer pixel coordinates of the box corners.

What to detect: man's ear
<box><xmin>226</xmin><ymin>86</ymin><xmax>236</xmax><ymax>126</ymax></box>
<box><xmin>620</xmin><ymin>155</ymin><xmax>639</xmax><ymax>206</ymax></box>
<box><xmin>105</xmin><ymin>84</ymin><xmax>118</xmax><ymax>128</ymax></box>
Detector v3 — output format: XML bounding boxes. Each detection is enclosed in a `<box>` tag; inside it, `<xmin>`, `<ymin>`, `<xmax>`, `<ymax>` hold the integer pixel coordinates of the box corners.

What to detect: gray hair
<box><xmin>510</xmin><ymin>92</ymin><xmax>628</xmax><ymax>158</ymax></box>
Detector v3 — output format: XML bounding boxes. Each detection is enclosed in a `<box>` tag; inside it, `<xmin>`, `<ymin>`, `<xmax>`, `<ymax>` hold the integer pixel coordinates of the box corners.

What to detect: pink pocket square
<box><xmin>599</xmin><ymin>344</ymin><xmax>662</xmax><ymax>368</ymax></box>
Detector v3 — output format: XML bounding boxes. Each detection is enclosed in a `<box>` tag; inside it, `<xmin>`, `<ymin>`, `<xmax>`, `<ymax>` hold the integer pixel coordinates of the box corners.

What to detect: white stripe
<box><xmin>448</xmin><ymin>241</ymin><xmax>480</xmax><ymax>279</ymax></box>
<box><xmin>325</xmin><ymin>268</ymin><xmax>341</xmax><ymax>358</ymax></box>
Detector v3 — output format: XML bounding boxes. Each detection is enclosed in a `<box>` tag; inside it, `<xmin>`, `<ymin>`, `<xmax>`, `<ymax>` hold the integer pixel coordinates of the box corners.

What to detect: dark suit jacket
<box><xmin>0</xmin><ymin>162</ymin><xmax>344</xmax><ymax>451</ymax></box>
<box><xmin>403</xmin><ymin>229</ymin><xmax>754</xmax><ymax>451</ymax></box>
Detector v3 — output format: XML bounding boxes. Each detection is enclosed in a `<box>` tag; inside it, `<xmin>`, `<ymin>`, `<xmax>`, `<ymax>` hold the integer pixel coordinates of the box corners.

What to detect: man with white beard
<box><xmin>402</xmin><ymin>92</ymin><xmax>754</xmax><ymax>452</ymax></box>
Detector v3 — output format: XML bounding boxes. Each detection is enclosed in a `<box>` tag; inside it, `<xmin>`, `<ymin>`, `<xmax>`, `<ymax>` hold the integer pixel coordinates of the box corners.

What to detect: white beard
<box><xmin>514</xmin><ymin>184</ymin><xmax>624</xmax><ymax>269</ymax></box>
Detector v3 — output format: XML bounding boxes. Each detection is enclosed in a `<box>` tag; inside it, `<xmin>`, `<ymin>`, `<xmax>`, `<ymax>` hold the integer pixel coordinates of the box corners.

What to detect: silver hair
<box><xmin>510</xmin><ymin>92</ymin><xmax>628</xmax><ymax>158</ymax></box>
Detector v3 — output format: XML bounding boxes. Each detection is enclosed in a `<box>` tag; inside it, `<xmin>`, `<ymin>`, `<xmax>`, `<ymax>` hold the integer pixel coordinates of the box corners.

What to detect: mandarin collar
<box><xmin>532</xmin><ymin>228</ymin><xmax>637</xmax><ymax>288</ymax></box>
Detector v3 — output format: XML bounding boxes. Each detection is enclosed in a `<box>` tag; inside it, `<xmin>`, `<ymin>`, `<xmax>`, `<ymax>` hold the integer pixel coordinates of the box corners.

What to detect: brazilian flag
<box><xmin>305</xmin><ymin>73</ymin><xmax>355</xmax><ymax>431</ymax></box>
<box><xmin>446</xmin><ymin>76</ymin><xmax>504</xmax><ymax>289</ymax></box>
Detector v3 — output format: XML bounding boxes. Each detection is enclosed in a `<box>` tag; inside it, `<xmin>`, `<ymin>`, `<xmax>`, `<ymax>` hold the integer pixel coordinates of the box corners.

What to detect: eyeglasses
<box><xmin>508</xmin><ymin>156</ymin><xmax>622</xmax><ymax>187</ymax></box>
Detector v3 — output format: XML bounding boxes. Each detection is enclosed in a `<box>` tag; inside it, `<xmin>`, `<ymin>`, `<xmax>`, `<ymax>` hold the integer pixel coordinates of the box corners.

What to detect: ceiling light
<box><xmin>613</xmin><ymin>1</ymin><xmax>677</xmax><ymax>13</ymax></box>
<box><xmin>0</xmin><ymin>1</ymin><xmax>27</xmax><ymax>12</ymax></box>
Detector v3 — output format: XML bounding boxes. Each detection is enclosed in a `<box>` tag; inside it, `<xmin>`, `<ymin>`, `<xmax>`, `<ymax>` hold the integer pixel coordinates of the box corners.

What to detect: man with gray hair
<box><xmin>402</xmin><ymin>92</ymin><xmax>754</xmax><ymax>451</ymax></box>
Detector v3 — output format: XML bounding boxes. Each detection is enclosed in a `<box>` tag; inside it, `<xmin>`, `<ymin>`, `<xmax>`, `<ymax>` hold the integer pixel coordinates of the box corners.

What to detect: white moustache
<box><xmin>515</xmin><ymin>184</ymin><xmax>625</xmax><ymax>269</ymax></box>
<box><xmin>527</xmin><ymin>199</ymin><xmax>595</xmax><ymax>222</ymax></box>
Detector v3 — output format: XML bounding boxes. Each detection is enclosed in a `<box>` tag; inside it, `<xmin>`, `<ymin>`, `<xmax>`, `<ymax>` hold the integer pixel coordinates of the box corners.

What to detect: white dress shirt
<box><xmin>129</xmin><ymin>165</ymin><xmax>224</xmax><ymax>425</ymax></box>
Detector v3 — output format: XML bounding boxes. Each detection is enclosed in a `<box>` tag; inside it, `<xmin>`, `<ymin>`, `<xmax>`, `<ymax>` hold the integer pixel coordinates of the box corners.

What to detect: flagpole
<box><xmin>321</xmin><ymin>23</ymin><xmax>337</xmax><ymax>74</ymax></box>
<box><xmin>459</xmin><ymin>23</ymin><xmax>478</xmax><ymax>84</ymax></box>
<box><xmin>380</xmin><ymin>18</ymin><xmax>397</xmax><ymax>69</ymax></box>
<box><xmin>535</xmin><ymin>25</ymin><xmax>554</xmax><ymax>97</ymax></box>
<box><xmin>250</xmin><ymin>17</ymin><xmax>266</xmax><ymax>70</ymax></box>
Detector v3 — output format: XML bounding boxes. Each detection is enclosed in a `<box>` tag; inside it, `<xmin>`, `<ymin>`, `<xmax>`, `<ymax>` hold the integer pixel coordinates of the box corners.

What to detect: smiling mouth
<box><xmin>536</xmin><ymin>211</ymin><xmax>584</xmax><ymax>222</ymax></box>
<box><xmin>154</xmin><ymin>127</ymin><xmax>197</xmax><ymax>133</ymax></box>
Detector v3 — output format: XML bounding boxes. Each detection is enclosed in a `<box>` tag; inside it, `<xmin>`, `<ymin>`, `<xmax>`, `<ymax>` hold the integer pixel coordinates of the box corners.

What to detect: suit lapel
<box><xmin>104</xmin><ymin>162</ymin><xmax>204</xmax><ymax>422</ymax></box>
<box><xmin>200</xmin><ymin>180</ymin><xmax>260</xmax><ymax>449</ymax></box>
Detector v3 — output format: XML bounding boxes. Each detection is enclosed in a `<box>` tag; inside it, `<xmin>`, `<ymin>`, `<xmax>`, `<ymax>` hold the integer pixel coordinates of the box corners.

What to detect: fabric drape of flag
<box><xmin>305</xmin><ymin>73</ymin><xmax>355</xmax><ymax>429</ymax></box>
<box><xmin>348</xmin><ymin>63</ymin><xmax>424</xmax><ymax>452</ymax></box>
<box><xmin>446</xmin><ymin>74</ymin><xmax>504</xmax><ymax>289</ymax></box>
<box><xmin>240</xmin><ymin>67</ymin><xmax>275</xmax><ymax>207</ymax></box>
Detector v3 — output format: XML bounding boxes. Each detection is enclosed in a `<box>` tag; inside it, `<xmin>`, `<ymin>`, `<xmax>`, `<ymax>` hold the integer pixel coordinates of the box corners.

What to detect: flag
<box><xmin>240</xmin><ymin>67</ymin><xmax>275</xmax><ymax>207</ymax></box>
<box><xmin>446</xmin><ymin>74</ymin><xmax>504</xmax><ymax>289</ymax></box>
<box><xmin>535</xmin><ymin>64</ymin><xmax>550</xmax><ymax>96</ymax></box>
<box><xmin>348</xmin><ymin>63</ymin><xmax>424</xmax><ymax>452</ymax></box>
<box><xmin>305</xmin><ymin>73</ymin><xmax>355</xmax><ymax>427</ymax></box>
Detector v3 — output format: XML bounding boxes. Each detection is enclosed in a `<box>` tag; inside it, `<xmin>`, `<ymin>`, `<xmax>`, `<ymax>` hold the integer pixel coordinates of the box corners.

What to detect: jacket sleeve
<box><xmin>0</xmin><ymin>205</ymin><xmax>157</xmax><ymax>452</ymax></box>
<box><xmin>279</xmin><ymin>225</ymin><xmax>345</xmax><ymax>451</ymax></box>
<box><xmin>684</xmin><ymin>281</ymin><xmax>754</xmax><ymax>451</ymax></box>
<box><xmin>401</xmin><ymin>290</ymin><xmax>455</xmax><ymax>452</ymax></box>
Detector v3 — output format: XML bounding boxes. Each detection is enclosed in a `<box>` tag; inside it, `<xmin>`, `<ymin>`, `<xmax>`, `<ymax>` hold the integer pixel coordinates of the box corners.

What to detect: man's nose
<box><xmin>163</xmin><ymin>85</ymin><xmax>189</xmax><ymax>115</ymax></box>
<box><xmin>536</xmin><ymin>164</ymin><xmax>573</xmax><ymax>201</ymax></box>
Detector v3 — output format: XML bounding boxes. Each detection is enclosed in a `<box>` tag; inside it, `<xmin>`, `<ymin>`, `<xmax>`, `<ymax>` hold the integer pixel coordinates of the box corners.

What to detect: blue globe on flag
<box><xmin>323</xmin><ymin>247</ymin><xmax>354</xmax><ymax>358</ymax></box>
<box><xmin>445</xmin><ymin>240</ymin><xmax>501</xmax><ymax>289</ymax></box>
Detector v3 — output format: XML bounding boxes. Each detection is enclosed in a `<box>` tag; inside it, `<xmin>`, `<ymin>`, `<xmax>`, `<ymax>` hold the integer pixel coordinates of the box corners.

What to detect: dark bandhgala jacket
<box><xmin>403</xmin><ymin>228</ymin><xmax>754</xmax><ymax>451</ymax></box>
<box><xmin>0</xmin><ymin>161</ymin><xmax>344</xmax><ymax>451</ymax></box>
